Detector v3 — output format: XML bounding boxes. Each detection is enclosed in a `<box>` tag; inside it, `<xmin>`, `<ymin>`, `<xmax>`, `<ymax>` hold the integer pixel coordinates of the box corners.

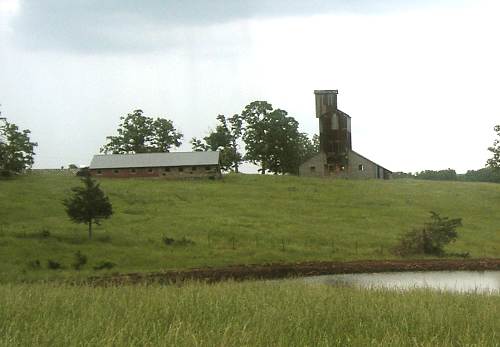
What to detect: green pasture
<box><xmin>0</xmin><ymin>172</ymin><xmax>499</xmax><ymax>282</ymax></box>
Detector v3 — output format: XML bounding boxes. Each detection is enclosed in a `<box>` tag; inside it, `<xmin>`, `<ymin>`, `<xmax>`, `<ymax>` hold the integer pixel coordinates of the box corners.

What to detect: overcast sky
<box><xmin>1</xmin><ymin>0</ymin><xmax>499</xmax><ymax>173</ymax></box>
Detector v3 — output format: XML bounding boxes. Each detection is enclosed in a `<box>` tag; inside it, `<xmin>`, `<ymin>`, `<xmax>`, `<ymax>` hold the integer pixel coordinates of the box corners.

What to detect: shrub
<box><xmin>394</xmin><ymin>211</ymin><xmax>462</xmax><ymax>256</ymax></box>
<box><xmin>162</xmin><ymin>236</ymin><xmax>175</xmax><ymax>245</ymax></box>
<box><xmin>76</xmin><ymin>167</ymin><xmax>89</xmax><ymax>177</ymax></box>
<box><xmin>93</xmin><ymin>261</ymin><xmax>116</xmax><ymax>270</ymax></box>
<box><xmin>72</xmin><ymin>251</ymin><xmax>87</xmax><ymax>270</ymax></box>
<box><xmin>47</xmin><ymin>260</ymin><xmax>62</xmax><ymax>270</ymax></box>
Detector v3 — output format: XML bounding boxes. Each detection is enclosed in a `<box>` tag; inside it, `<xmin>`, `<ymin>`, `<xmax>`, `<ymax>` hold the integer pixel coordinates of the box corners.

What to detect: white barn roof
<box><xmin>89</xmin><ymin>151</ymin><xmax>220</xmax><ymax>169</ymax></box>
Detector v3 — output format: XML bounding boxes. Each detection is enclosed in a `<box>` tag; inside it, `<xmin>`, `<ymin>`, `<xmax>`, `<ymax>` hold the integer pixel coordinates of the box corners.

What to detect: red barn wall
<box><xmin>89</xmin><ymin>165</ymin><xmax>221</xmax><ymax>179</ymax></box>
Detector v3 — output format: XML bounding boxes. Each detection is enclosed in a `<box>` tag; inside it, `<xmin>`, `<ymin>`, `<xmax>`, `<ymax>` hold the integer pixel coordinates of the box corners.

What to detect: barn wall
<box><xmin>299</xmin><ymin>153</ymin><xmax>327</xmax><ymax>177</ymax></box>
<box><xmin>298</xmin><ymin>151</ymin><xmax>390</xmax><ymax>180</ymax></box>
<box><xmin>347</xmin><ymin>151</ymin><xmax>379</xmax><ymax>179</ymax></box>
<box><xmin>89</xmin><ymin>165</ymin><xmax>221</xmax><ymax>179</ymax></box>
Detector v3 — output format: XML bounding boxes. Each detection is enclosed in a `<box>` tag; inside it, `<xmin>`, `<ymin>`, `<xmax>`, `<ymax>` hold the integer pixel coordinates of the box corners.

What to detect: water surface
<box><xmin>305</xmin><ymin>271</ymin><xmax>500</xmax><ymax>293</ymax></box>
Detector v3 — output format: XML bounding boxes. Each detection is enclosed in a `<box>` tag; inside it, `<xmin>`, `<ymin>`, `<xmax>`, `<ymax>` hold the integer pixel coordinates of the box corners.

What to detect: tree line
<box><xmin>99</xmin><ymin>101</ymin><xmax>319</xmax><ymax>175</ymax></box>
<box><xmin>393</xmin><ymin>167</ymin><xmax>500</xmax><ymax>183</ymax></box>
<box><xmin>1</xmin><ymin>104</ymin><xmax>499</xmax><ymax>177</ymax></box>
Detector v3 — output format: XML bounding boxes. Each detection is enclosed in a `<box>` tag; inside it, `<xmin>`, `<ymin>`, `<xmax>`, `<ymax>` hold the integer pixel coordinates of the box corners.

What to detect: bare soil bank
<box><xmin>89</xmin><ymin>258</ymin><xmax>500</xmax><ymax>286</ymax></box>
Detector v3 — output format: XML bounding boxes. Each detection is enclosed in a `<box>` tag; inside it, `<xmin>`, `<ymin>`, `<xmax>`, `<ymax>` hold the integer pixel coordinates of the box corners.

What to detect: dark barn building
<box><xmin>89</xmin><ymin>151</ymin><xmax>221</xmax><ymax>179</ymax></box>
<box><xmin>299</xmin><ymin>90</ymin><xmax>391</xmax><ymax>179</ymax></box>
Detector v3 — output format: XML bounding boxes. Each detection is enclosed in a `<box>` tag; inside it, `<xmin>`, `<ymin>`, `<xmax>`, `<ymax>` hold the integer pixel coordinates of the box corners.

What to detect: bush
<box><xmin>393</xmin><ymin>212</ymin><xmax>462</xmax><ymax>256</ymax></box>
<box><xmin>76</xmin><ymin>167</ymin><xmax>89</xmax><ymax>177</ymax></box>
<box><xmin>93</xmin><ymin>261</ymin><xmax>116</xmax><ymax>270</ymax></box>
<box><xmin>162</xmin><ymin>236</ymin><xmax>175</xmax><ymax>245</ymax></box>
<box><xmin>72</xmin><ymin>251</ymin><xmax>87</xmax><ymax>270</ymax></box>
<box><xmin>47</xmin><ymin>260</ymin><xmax>62</xmax><ymax>270</ymax></box>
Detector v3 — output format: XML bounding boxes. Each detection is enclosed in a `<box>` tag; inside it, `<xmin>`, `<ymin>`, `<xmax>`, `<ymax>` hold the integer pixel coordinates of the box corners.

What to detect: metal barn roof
<box><xmin>89</xmin><ymin>151</ymin><xmax>220</xmax><ymax>169</ymax></box>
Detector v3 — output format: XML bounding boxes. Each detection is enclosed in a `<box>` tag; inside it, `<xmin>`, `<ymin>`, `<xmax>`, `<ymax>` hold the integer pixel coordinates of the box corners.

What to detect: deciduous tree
<box><xmin>63</xmin><ymin>175</ymin><xmax>113</xmax><ymax>240</ymax></box>
<box><xmin>241</xmin><ymin>101</ymin><xmax>273</xmax><ymax>174</ymax></box>
<box><xmin>0</xmin><ymin>118</ymin><xmax>37</xmax><ymax>177</ymax></box>
<box><xmin>190</xmin><ymin>114</ymin><xmax>243</xmax><ymax>172</ymax></box>
<box><xmin>242</xmin><ymin>102</ymin><xmax>309</xmax><ymax>175</ymax></box>
<box><xmin>101</xmin><ymin>109</ymin><xmax>183</xmax><ymax>154</ymax></box>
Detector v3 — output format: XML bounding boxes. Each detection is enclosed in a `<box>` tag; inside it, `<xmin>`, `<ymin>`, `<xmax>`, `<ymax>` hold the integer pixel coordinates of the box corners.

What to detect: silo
<box><xmin>314</xmin><ymin>90</ymin><xmax>352</xmax><ymax>173</ymax></box>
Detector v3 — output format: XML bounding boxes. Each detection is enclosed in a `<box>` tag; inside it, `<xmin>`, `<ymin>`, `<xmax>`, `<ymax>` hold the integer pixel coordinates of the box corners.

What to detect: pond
<box><xmin>304</xmin><ymin>271</ymin><xmax>500</xmax><ymax>293</ymax></box>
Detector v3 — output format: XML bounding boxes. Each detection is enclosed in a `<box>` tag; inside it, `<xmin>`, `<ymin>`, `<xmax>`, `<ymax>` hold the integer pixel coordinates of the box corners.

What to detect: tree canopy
<box><xmin>0</xmin><ymin>118</ymin><xmax>37</xmax><ymax>177</ymax></box>
<box><xmin>486</xmin><ymin>125</ymin><xmax>500</xmax><ymax>169</ymax></box>
<box><xmin>242</xmin><ymin>101</ymin><xmax>316</xmax><ymax>175</ymax></box>
<box><xmin>101</xmin><ymin>109</ymin><xmax>183</xmax><ymax>154</ymax></box>
<box><xmin>63</xmin><ymin>175</ymin><xmax>113</xmax><ymax>240</ymax></box>
<box><xmin>190</xmin><ymin>114</ymin><xmax>243</xmax><ymax>172</ymax></box>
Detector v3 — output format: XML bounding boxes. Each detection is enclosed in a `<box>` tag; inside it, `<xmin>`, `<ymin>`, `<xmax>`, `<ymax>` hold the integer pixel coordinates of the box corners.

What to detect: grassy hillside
<box><xmin>1</xmin><ymin>280</ymin><xmax>498</xmax><ymax>346</ymax></box>
<box><xmin>0</xmin><ymin>172</ymin><xmax>499</xmax><ymax>282</ymax></box>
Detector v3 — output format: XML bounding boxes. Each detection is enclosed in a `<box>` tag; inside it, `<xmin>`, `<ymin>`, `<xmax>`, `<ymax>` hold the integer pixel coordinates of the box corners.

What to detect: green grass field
<box><xmin>0</xmin><ymin>172</ymin><xmax>499</xmax><ymax>282</ymax></box>
<box><xmin>0</xmin><ymin>280</ymin><xmax>498</xmax><ymax>346</ymax></box>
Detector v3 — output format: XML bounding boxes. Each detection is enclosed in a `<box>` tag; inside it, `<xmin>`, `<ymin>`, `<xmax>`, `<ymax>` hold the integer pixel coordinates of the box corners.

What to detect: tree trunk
<box><xmin>88</xmin><ymin>220</ymin><xmax>92</xmax><ymax>240</ymax></box>
<box><xmin>261</xmin><ymin>162</ymin><xmax>266</xmax><ymax>174</ymax></box>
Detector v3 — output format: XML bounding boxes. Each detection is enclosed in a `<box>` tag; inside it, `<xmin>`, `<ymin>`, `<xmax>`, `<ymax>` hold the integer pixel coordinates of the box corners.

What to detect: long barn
<box><xmin>89</xmin><ymin>151</ymin><xmax>221</xmax><ymax>179</ymax></box>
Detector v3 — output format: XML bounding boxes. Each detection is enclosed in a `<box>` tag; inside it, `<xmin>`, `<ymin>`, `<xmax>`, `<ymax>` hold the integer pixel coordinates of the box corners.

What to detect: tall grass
<box><xmin>0</xmin><ymin>280</ymin><xmax>498</xmax><ymax>346</ymax></box>
<box><xmin>1</xmin><ymin>173</ymin><xmax>499</xmax><ymax>282</ymax></box>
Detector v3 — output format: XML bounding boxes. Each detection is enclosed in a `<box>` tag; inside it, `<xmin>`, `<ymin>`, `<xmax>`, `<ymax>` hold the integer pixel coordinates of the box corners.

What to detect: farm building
<box><xmin>89</xmin><ymin>151</ymin><xmax>221</xmax><ymax>179</ymax></box>
<box><xmin>299</xmin><ymin>90</ymin><xmax>392</xmax><ymax>179</ymax></box>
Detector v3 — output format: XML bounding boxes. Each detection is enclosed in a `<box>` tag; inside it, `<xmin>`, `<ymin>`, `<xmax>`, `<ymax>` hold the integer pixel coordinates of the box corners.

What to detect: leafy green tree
<box><xmin>190</xmin><ymin>114</ymin><xmax>243</xmax><ymax>172</ymax></box>
<box><xmin>487</xmin><ymin>125</ymin><xmax>500</xmax><ymax>169</ymax></box>
<box><xmin>297</xmin><ymin>133</ymin><xmax>320</xmax><ymax>165</ymax></box>
<box><xmin>190</xmin><ymin>137</ymin><xmax>208</xmax><ymax>152</ymax></box>
<box><xmin>242</xmin><ymin>102</ymin><xmax>307</xmax><ymax>175</ymax></box>
<box><xmin>101</xmin><ymin>109</ymin><xmax>183</xmax><ymax>154</ymax></box>
<box><xmin>241</xmin><ymin>101</ymin><xmax>273</xmax><ymax>174</ymax></box>
<box><xmin>0</xmin><ymin>118</ymin><xmax>37</xmax><ymax>177</ymax></box>
<box><xmin>63</xmin><ymin>175</ymin><xmax>113</xmax><ymax>240</ymax></box>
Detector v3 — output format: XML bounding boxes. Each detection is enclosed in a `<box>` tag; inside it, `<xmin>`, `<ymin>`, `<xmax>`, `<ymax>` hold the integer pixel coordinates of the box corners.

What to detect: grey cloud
<box><xmin>12</xmin><ymin>0</ymin><xmax>463</xmax><ymax>53</ymax></box>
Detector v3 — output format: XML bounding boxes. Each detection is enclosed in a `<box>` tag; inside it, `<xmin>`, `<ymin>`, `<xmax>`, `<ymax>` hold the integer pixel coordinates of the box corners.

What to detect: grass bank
<box><xmin>0</xmin><ymin>280</ymin><xmax>498</xmax><ymax>346</ymax></box>
<box><xmin>0</xmin><ymin>172</ymin><xmax>499</xmax><ymax>282</ymax></box>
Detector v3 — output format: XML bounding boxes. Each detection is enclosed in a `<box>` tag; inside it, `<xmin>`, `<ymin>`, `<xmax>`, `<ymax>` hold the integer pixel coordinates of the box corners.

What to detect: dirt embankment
<box><xmin>88</xmin><ymin>258</ymin><xmax>500</xmax><ymax>286</ymax></box>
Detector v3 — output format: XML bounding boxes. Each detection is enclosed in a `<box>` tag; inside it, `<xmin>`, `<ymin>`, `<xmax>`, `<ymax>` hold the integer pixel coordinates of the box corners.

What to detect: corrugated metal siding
<box><xmin>89</xmin><ymin>151</ymin><xmax>220</xmax><ymax>169</ymax></box>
